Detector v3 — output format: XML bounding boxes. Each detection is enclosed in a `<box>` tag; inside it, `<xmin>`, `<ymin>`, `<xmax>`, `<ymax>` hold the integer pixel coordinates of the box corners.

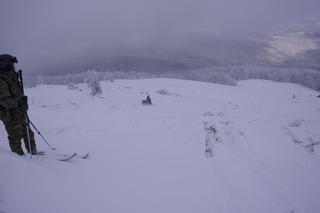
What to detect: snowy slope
<box><xmin>1</xmin><ymin>79</ymin><xmax>320</xmax><ymax>213</ymax></box>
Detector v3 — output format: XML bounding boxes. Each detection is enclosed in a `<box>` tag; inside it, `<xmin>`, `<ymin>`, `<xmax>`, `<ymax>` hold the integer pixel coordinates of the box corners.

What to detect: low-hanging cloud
<box><xmin>1</xmin><ymin>0</ymin><xmax>319</xmax><ymax>74</ymax></box>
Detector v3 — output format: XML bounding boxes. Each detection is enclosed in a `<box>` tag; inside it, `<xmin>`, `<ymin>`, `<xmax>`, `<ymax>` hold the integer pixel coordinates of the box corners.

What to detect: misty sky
<box><xmin>1</xmin><ymin>0</ymin><xmax>320</xmax><ymax>73</ymax></box>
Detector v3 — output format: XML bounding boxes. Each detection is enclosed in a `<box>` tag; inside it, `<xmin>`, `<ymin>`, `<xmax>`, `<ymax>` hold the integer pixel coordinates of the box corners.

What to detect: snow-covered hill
<box><xmin>1</xmin><ymin>79</ymin><xmax>320</xmax><ymax>213</ymax></box>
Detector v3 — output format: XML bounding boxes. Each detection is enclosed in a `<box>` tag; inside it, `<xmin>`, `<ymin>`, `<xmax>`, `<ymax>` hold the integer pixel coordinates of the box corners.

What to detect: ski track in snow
<box><xmin>0</xmin><ymin>78</ymin><xmax>320</xmax><ymax>213</ymax></box>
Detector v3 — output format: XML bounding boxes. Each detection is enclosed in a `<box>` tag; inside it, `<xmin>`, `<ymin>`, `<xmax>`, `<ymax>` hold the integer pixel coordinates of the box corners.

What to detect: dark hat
<box><xmin>0</xmin><ymin>54</ymin><xmax>18</xmax><ymax>64</ymax></box>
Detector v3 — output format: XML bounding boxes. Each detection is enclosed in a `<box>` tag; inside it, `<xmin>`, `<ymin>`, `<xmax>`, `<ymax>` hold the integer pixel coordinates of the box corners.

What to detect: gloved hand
<box><xmin>19</xmin><ymin>96</ymin><xmax>28</xmax><ymax>111</ymax></box>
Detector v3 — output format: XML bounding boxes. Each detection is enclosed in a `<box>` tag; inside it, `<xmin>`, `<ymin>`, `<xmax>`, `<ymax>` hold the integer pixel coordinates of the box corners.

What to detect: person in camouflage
<box><xmin>0</xmin><ymin>54</ymin><xmax>37</xmax><ymax>156</ymax></box>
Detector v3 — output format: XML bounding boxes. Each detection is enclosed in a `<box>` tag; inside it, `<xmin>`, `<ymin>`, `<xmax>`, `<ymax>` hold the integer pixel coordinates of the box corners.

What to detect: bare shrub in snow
<box><xmin>289</xmin><ymin>120</ymin><xmax>304</xmax><ymax>127</ymax></box>
<box><xmin>174</xmin><ymin>93</ymin><xmax>183</xmax><ymax>97</ymax></box>
<box><xmin>304</xmin><ymin>137</ymin><xmax>320</xmax><ymax>153</ymax></box>
<box><xmin>156</xmin><ymin>89</ymin><xmax>182</xmax><ymax>97</ymax></box>
<box><xmin>67</xmin><ymin>83</ymin><xmax>78</xmax><ymax>90</ymax></box>
<box><xmin>157</xmin><ymin>89</ymin><xmax>172</xmax><ymax>95</ymax></box>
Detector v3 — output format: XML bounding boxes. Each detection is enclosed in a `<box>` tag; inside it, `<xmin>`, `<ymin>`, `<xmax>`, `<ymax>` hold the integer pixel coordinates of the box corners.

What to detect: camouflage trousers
<box><xmin>0</xmin><ymin>107</ymin><xmax>36</xmax><ymax>155</ymax></box>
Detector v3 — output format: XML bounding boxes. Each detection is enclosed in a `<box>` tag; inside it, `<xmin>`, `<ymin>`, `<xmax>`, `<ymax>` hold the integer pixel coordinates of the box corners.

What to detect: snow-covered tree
<box><xmin>85</xmin><ymin>69</ymin><xmax>102</xmax><ymax>96</ymax></box>
<box><xmin>36</xmin><ymin>75</ymin><xmax>44</xmax><ymax>86</ymax></box>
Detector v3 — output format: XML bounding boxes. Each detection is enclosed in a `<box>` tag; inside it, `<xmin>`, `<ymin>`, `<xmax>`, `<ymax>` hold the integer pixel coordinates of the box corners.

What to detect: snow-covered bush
<box><xmin>157</xmin><ymin>89</ymin><xmax>172</xmax><ymax>96</ymax></box>
<box><xmin>36</xmin><ymin>75</ymin><xmax>44</xmax><ymax>85</ymax></box>
<box><xmin>85</xmin><ymin>69</ymin><xmax>102</xmax><ymax>96</ymax></box>
<box><xmin>67</xmin><ymin>83</ymin><xmax>79</xmax><ymax>90</ymax></box>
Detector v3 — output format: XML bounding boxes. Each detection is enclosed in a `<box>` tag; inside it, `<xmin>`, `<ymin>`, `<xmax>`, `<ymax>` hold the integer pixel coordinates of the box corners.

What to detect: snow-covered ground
<box><xmin>1</xmin><ymin>78</ymin><xmax>320</xmax><ymax>213</ymax></box>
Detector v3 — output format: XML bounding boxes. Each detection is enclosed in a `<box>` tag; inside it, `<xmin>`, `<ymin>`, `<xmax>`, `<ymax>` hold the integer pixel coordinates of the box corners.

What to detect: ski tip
<box><xmin>80</xmin><ymin>153</ymin><xmax>90</xmax><ymax>159</ymax></box>
<box><xmin>57</xmin><ymin>152</ymin><xmax>77</xmax><ymax>161</ymax></box>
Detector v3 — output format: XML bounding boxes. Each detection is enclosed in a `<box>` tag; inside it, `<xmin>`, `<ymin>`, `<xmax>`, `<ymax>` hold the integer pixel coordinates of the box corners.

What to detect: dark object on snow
<box><xmin>142</xmin><ymin>95</ymin><xmax>152</xmax><ymax>105</ymax></box>
<box><xmin>317</xmin><ymin>94</ymin><xmax>320</xmax><ymax>98</ymax></box>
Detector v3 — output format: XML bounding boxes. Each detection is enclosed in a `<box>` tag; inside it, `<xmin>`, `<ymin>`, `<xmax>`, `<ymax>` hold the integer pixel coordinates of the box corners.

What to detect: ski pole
<box><xmin>18</xmin><ymin>70</ymin><xmax>33</xmax><ymax>159</ymax></box>
<box><xmin>28</xmin><ymin>119</ymin><xmax>56</xmax><ymax>151</ymax></box>
<box><xmin>25</xmin><ymin>115</ymin><xmax>32</xmax><ymax>158</ymax></box>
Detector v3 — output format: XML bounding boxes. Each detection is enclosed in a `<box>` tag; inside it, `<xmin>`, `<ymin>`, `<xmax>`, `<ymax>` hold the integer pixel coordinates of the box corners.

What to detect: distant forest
<box><xmin>25</xmin><ymin>33</ymin><xmax>320</xmax><ymax>91</ymax></box>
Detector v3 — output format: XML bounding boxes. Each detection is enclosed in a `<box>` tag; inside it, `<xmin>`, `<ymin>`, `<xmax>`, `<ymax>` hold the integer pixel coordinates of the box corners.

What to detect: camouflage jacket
<box><xmin>0</xmin><ymin>70</ymin><xmax>24</xmax><ymax>110</ymax></box>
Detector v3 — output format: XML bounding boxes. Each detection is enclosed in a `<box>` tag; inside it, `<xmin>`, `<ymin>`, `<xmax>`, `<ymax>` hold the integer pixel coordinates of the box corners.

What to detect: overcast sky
<box><xmin>1</xmin><ymin>0</ymin><xmax>320</xmax><ymax>73</ymax></box>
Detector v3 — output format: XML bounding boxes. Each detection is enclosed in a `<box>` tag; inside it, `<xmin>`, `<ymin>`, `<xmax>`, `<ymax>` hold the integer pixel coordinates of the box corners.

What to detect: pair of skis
<box><xmin>55</xmin><ymin>152</ymin><xmax>90</xmax><ymax>161</ymax></box>
<box><xmin>37</xmin><ymin>151</ymin><xmax>90</xmax><ymax>161</ymax></box>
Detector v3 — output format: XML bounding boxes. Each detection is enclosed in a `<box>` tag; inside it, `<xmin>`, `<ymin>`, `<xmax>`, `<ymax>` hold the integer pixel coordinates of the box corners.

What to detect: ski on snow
<box><xmin>37</xmin><ymin>151</ymin><xmax>89</xmax><ymax>161</ymax></box>
<box><xmin>79</xmin><ymin>153</ymin><xmax>90</xmax><ymax>159</ymax></box>
<box><xmin>56</xmin><ymin>152</ymin><xmax>77</xmax><ymax>161</ymax></box>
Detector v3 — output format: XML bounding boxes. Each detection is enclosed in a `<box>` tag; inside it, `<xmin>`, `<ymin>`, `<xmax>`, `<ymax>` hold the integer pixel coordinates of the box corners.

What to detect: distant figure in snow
<box><xmin>142</xmin><ymin>95</ymin><xmax>152</xmax><ymax>105</ymax></box>
<box><xmin>0</xmin><ymin>54</ymin><xmax>37</xmax><ymax>155</ymax></box>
